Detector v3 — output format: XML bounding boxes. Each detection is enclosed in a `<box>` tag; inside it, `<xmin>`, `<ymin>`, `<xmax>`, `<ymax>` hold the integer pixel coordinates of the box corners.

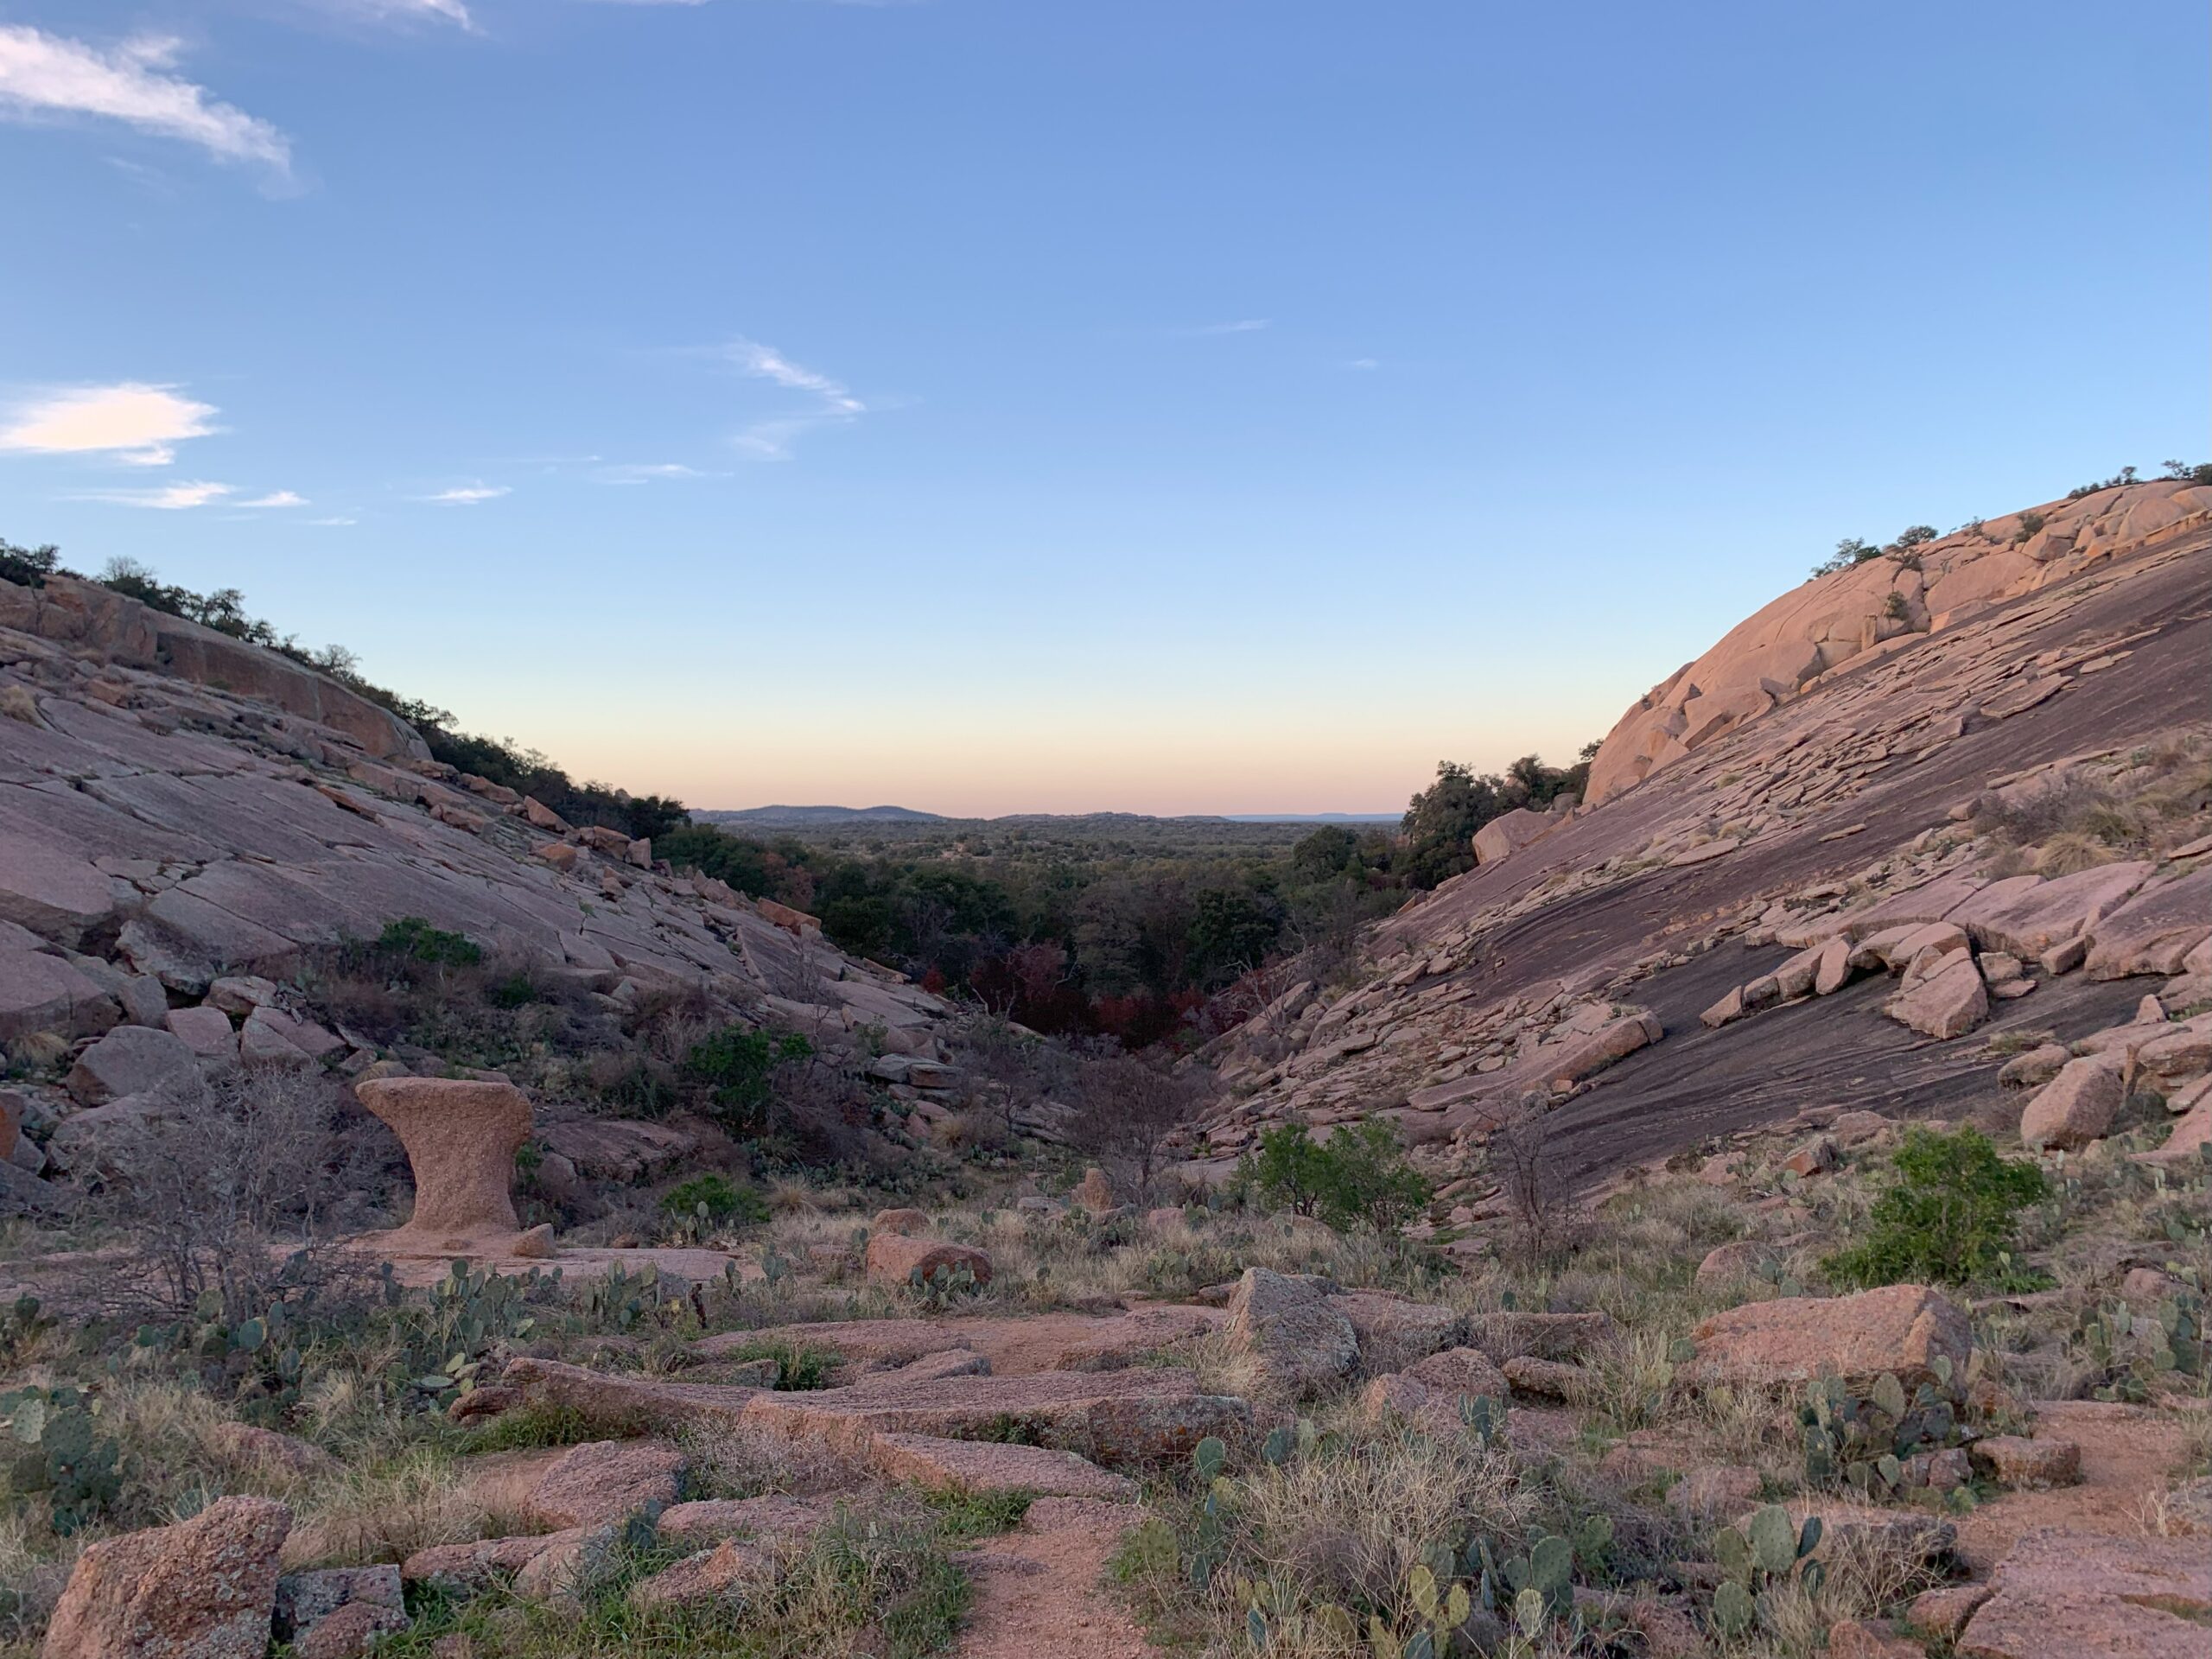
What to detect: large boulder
<box><xmin>0</xmin><ymin>944</ymin><xmax>119</xmax><ymax>1041</ymax></box>
<box><xmin>0</xmin><ymin>830</ymin><xmax>115</xmax><ymax>947</ymax></box>
<box><xmin>1948</xmin><ymin>862</ymin><xmax>2152</xmax><ymax>959</ymax></box>
<box><xmin>2084</xmin><ymin>869</ymin><xmax>2212</xmax><ymax>980</ymax></box>
<box><xmin>1473</xmin><ymin>808</ymin><xmax>1560</xmax><ymax>867</ymax></box>
<box><xmin>1686</xmin><ymin>1284</ymin><xmax>1970</xmax><ymax>1390</ymax></box>
<box><xmin>1225</xmin><ymin>1267</ymin><xmax>1359</xmax><ymax>1395</ymax></box>
<box><xmin>863</xmin><ymin>1233</ymin><xmax>994</xmax><ymax>1289</ymax></box>
<box><xmin>42</xmin><ymin>1495</ymin><xmax>290</xmax><ymax>1659</ymax></box>
<box><xmin>66</xmin><ymin>1026</ymin><xmax>196</xmax><ymax>1106</ymax></box>
<box><xmin>1326</xmin><ymin>1290</ymin><xmax>1462</xmax><ymax>1372</ymax></box>
<box><xmin>2020</xmin><ymin>1058</ymin><xmax>2122</xmax><ymax>1151</ymax></box>
<box><xmin>1882</xmin><ymin>953</ymin><xmax>1987</xmax><ymax>1039</ymax></box>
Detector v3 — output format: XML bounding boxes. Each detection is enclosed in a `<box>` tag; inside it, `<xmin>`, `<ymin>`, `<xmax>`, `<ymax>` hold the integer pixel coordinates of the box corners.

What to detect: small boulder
<box><xmin>1694</xmin><ymin>1241</ymin><xmax>1778</xmax><ymax>1290</ymax></box>
<box><xmin>274</xmin><ymin>1566</ymin><xmax>405</xmax><ymax>1654</ymax></box>
<box><xmin>1070</xmin><ymin>1166</ymin><xmax>1116</xmax><ymax>1215</ymax></box>
<box><xmin>523</xmin><ymin>1439</ymin><xmax>685</xmax><ymax>1529</ymax></box>
<box><xmin>292</xmin><ymin>1601</ymin><xmax>407</xmax><ymax>1659</ymax></box>
<box><xmin>1464</xmin><ymin>1310</ymin><xmax>1618</xmax><ymax>1363</ymax></box>
<box><xmin>863</xmin><ymin>1233</ymin><xmax>993</xmax><ymax>1289</ymax></box>
<box><xmin>2020</xmin><ymin>1058</ymin><xmax>2122</xmax><ymax>1151</ymax></box>
<box><xmin>627</xmin><ymin>1541</ymin><xmax>768</xmax><ymax>1611</ymax></box>
<box><xmin>1781</xmin><ymin>1136</ymin><xmax>1838</xmax><ymax>1177</ymax></box>
<box><xmin>1326</xmin><ymin>1290</ymin><xmax>1461</xmax><ymax>1372</ymax></box>
<box><xmin>1969</xmin><ymin>1435</ymin><xmax>2081</xmax><ymax>1490</ymax></box>
<box><xmin>1997</xmin><ymin>1043</ymin><xmax>2070</xmax><ymax>1090</ymax></box>
<box><xmin>1501</xmin><ymin>1356</ymin><xmax>1584</xmax><ymax>1402</ymax></box>
<box><xmin>1404</xmin><ymin>1346</ymin><xmax>1510</xmax><ymax>1400</ymax></box>
<box><xmin>42</xmin><ymin>1495</ymin><xmax>290</xmax><ymax>1659</ymax></box>
<box><xmin>65</xmin><ymin>1025</ymin><xmax>195</xmax><ymax>1106</ymax></box>
<box><xmin>166</xmin><ymin>1004</ymin><xmax>238</xmax><ymax>1061</ymax></box>
<box><xmin>206</xmin><ymin>976</ymin><xmax>279</xmax><ymax>1015</ymax></box>
<box><xmin>1812</xmin><ymin>937</ymin><xmax>1854</xmax><ymax>995</ymax></box>
<box><xmin>1225</xmin><ymin>1267</ymin><xmax>1359</xmax><ymax>1395</ymax></box>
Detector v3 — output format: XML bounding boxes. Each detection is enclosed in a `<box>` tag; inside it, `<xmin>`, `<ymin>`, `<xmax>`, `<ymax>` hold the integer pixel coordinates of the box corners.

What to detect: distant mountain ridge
<box><xmin>698</xmin><ymin>805</ymin><xmax>1398</xmax><ymax>829</ymax></box>
<box><xmin>699</xmin><ymin>804</ymin><xmax>945</xmax><ymax>826</ymax></box>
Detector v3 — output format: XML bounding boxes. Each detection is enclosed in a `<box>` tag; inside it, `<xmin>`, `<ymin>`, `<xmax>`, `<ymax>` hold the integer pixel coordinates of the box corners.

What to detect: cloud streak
<box><xmin>0</xmin><ymin>382</ymin><xmax>219</xmax><ymax>467</ymax></box>
<box><xmin>418</xmin><ymin>482</ymin><xmax>509</xmax><ymax>505</ymax></box>
<box><xmin>721</xmin><ymin>336</ymin><xmax>866</xmax><ymax>459</ymax></box>
<box><xmin>73</xmin><ymin>480</ymin><xmax>234</xmax><ymax>510</ymax></box>
<box><xmin>0</xmin><ymin>27</ymin><xmax>291</xmax><ymax>175</ymax></box>
<box><xmin>238</xmin><ymin>489</ymin><xmax>307</xmax><ymax>507</ymax></box>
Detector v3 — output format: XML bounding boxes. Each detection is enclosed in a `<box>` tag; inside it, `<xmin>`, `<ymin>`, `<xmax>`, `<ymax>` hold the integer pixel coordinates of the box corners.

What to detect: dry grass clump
<box><xmin>677</xmin><ymin>1421</ymin><xmax>868</xmax><ymax>1502</ymax></box>
<box><xmin>1220</xmin><ymin>1420</ymin><xmax>1538</xmax><ymax>1628</ymax></box>
<box><xmin>283</xmin><ymin>1444</ymin><xmax>518</xmax><ymax>1569</ymax></box>
<box><xmin>1975</xmin><ymin>730</ymin><xmax>2212</xmax><ymax>869</ymax></box>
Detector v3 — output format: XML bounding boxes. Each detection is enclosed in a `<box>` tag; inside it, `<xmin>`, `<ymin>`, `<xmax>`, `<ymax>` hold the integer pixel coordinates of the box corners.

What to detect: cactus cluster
<box><xmin>1455</xmin><ymin>1392</ymin><xmax>1506</xmax><ymax>1449</ymax></box>
<box><xmin>1708</xmin><ymin>1503</ymin><xmax>1824</xmax><ymax>1637</ymax></box>
<box><xmin>2072</xmin><ymin>1285</ymin><xmax>2206</xmax><ymax>1402</ymax></box>
<box><xmin>912</xmin><ymin>1260</ymin><xmax>981</xmax><ymax>1308</ymax></box>
<box><xmin>1799</xmin><ymin>1363</ymin><xmax>1961</xmax><ymax>1497</ymax></box>
<box><xmin>132</xmin><ymin>1289</ymin><xmax>310</xmax><ymax>1414</ymax></box>
<box><xmin>1</xmin><ymin>1386</ymin><xmax>121</xmax><ymax>1535</ymax></box>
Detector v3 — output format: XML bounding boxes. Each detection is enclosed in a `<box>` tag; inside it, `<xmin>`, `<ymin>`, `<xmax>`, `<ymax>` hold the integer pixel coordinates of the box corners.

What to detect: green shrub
<box><xmin>486</xmin><ymin>971</ymin><xmax>541</xmax><ymax>1009</ymax></box>
<box><xmin>659</xmin><ymin>1173</ymin><xmax>769</xmax><ymax>1225</ymax></box>
<box><xmin>1824</xmin><ymin>1128</ymin><xmax>2047</xmax><ymax>1288</ymax></box>
<box><xmin>682</xmin><ymin>1026</ymin><xmax>812</xmax><ymax>1136</ymax></box>
<box><xmin>0</xmin><ymin>538</ymin><xmax>60</xmax><ymax>588</ymax></box>
<box><xmin>1241</xmin><ymin>1119</ymin><xmax>1432</xmax><ymax>1233</ymax></box>
<box><xmin>374</xmin><ymin>917</ymin><xmax>483</xmax><ymax>967</ymax></box>
<box><xmin>717</xmin><ymin>1338</ymin><xmax>838</xmax><ymax>1390</ymax></box>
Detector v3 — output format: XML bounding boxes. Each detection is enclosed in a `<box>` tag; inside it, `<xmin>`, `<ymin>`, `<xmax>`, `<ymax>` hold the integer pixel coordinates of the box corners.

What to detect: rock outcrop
<box><xmin>1585</xmin><ymin>481</ymin><xmax>2211</xmax><ymax>805</ymax></box>
<box><xmin>42</xmin><ymin>1496</ymin><xmax>290</xmax><ymax>1659</ymax></box>
<box><xmin>353</xmin><ymin>1077</ymin><xmax>533</xmax><ymax>1255</ymax></box>
<box><xmin>1181</xmin><ymin>480</ymin><xmax>2210</xmax><ymax>1194</ymax></box>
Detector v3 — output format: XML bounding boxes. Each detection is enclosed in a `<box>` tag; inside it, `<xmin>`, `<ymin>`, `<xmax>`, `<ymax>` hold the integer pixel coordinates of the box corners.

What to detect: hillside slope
<box><xmin>1185</xmin><ymin>480</ymin><xmax>2212</xmax><ymax>1185</ymax></box>
<box><xmin>1</xmin><ymin>572</ymin><xmax>956</xmax><ymax>1202</ymax></box>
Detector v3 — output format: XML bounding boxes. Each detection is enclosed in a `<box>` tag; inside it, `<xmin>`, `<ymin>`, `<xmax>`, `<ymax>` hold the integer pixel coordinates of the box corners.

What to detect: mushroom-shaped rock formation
<box><xmin>354</xmin><ymin>1077</ymin><xmax>535</xmax><ymax>1255</ymax></box>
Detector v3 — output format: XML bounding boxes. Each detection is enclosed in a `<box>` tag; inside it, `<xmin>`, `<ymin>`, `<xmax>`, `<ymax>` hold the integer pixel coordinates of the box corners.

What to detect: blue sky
<box><xmin>3</xmin><ymin>2</ymin><xmax>2205</xmax><ymax>815</ymax></box>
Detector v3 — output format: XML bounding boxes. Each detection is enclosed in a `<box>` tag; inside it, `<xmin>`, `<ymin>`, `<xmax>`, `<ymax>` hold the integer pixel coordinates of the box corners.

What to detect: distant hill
<box><xmin>699</xmin><ymin>804</ymin><xmax>946</xmax><ymax>827</ymax></box>
<box><xmin>701</xmin><ymin>805</ymin><xmax>1395</xmax><ymax>829</ymax></box>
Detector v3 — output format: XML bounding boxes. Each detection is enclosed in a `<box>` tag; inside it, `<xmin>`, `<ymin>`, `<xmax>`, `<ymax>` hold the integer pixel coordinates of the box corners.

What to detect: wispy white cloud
<box><xmin>418</xmin><ymin>482</ymin><xmax>509</xmax><ymax>505</ymax></box>
<box><xmin>1344</xmin><ymin>357</ymin><xmax>1378</xmax><ymax>371</ymax></box>
<box><xmin>342</xmin><ymin>0</ymin><xmax>479</xmax><ymax>32</ymax></box>
<box><xmin>0</xmin><ymin>27</ymin><xmax>291</xmax><ymax>176</ymax></box>
<box><xmin>0</xmin><ymin>382</ymin><xmax>219</xmax><ymax>467</ymax></box>
<box><xmin>308</xmin><ymin>515</ymin><xmax>357</xmax><ymax>526</ymax></box>
<box><xmin>74</xmin><ymin>479</ymin><xmax>234</xmax><ymax>510</ymax></box>
<box><xmin>238</xmin><ymin>489</ymin><xmax>307</xmax><ymax>507</ymax></box>
<box><xmin>1175</xmin><ymin>318</ymin><xmax>1270</xmax><ymax>337</ymax></box>
<box><xmin>721</xmin><ymin>337</ymin><xmax>865</xmax><ymax>459</ymax></box>
<box><xmin>596</xmin><ymin>461</ymin><xmax>710</xmax><ymax>485</ymax></box>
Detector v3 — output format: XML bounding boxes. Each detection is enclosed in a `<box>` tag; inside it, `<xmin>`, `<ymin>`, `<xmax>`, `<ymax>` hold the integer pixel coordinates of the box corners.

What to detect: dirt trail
<box><xmin>954</xmin><ymin>1497</ymin><xmax>1151</xmax><ymax>1659</ymax></box>
<box><xmin>1948</xmin><ymin>1399</ymin><xmax>2202</xmax><ymax>1577</ymax></box>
